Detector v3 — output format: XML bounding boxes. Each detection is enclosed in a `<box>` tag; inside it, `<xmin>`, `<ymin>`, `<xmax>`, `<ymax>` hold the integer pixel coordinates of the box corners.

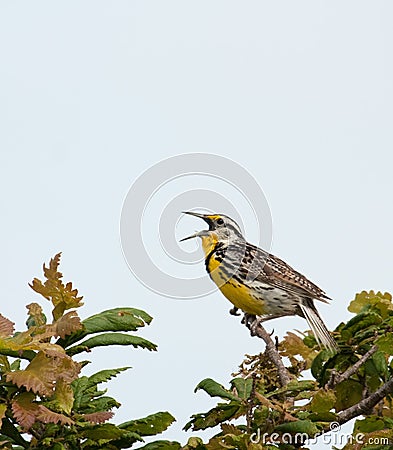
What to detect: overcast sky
<box><xmin>1</xmin><ymin>2</ymin><xmax>392</xmax><ymax>449</ymax></box>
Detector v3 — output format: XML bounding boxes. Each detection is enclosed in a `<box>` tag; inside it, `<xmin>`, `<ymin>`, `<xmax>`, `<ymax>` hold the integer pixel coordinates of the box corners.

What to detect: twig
<box><xmin>248</xmin><ymin>317</ymin><xmax>291</xmax><ymax>387</ymax></box>
<box><xmin>338</xmin><ymin>376</ymin><xmax>393</xmax><ymax>423</ymax></box>
<box><xmin>326</xmin><ymin>345</ymin><xmax>378</xmax><ymax>389</ymax></box>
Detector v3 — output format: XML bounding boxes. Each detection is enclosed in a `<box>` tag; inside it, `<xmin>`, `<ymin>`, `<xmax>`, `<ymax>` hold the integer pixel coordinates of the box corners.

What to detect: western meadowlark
<box><xmin>181</xmin><ymin>212</ymin><xmax>338</xmax><ymax>352</ymax></box>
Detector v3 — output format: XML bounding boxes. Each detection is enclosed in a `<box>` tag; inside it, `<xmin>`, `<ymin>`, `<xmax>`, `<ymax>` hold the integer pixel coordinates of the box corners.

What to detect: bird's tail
<box><xmin>299</xmin><ymin>300</ymin><xmax>338</xmax><ymax>353</ymax></box>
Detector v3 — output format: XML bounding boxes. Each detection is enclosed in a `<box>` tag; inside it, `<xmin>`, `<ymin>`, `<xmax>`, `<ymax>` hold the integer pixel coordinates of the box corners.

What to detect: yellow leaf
<box><xmin>0</xmin><ymin>403</ymin><xmax>7</xmax><ymax>421</ymax></box>
<box><xmin>29</xmin><ymin>253</ymin><xmax>83</xmax><ymax>320</ymax></box>
<box><xmin>6</xmin><ymin>351</ymin><xmax>81</xmax><ymax>396</ymax></box>
<box><xmin>53</xmin><ymin>378</ymin><xmax>74</xmax><ymax>415</ymax></box>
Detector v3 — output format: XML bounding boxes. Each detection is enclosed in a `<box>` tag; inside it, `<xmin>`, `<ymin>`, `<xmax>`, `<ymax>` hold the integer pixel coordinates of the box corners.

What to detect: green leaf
<box><xmin>183</xmin><ymin>402</ymin><xmax>241</xmax><ymax>431</ymax></box>
<box><xmin>266</xmin><ymin>380</ymin><xmax>317</xmax><ymax>398</ymax></box>
<box><xmin>372</xmin><ymin>351</ymin><xmax>388</xmax><ymax>378</ymax></box>
<box><xmin>85</xmin><ymin>367</ymin><xmax>131</xmax><ymax>390</ymax></box>
<box><xmin>137</xmin><ymin>441</ymin><xmax>182</xmax><ymax>450</ymax></box>
<box><xmin>80</xmin><ymin>423</ymin><xmax>130</xmax><ymax>440</ymax></box>
<box><xmin>341</xmin><ymin>311</ymin><xmax>382</xmax><ymax>341</ymax></box>
<box><xmin>309</xmin><ymin>389</ymin><xmax>336</xmax><ymax>413</ymax></box>
<box><xmin>230</xmin><ymin>378</ymin><xmax>253</xmax><ymax>400</ymax></box>
<box><xmin>335</xmin><ymin>380</ymin><xmax>363</xmax><ymax>411</ymax></box>
<box><xmin>194</xmin><ymin>378</ymin><xmax>239</xmax><ymax>401</ymax></box>
<box><xmin>119</xmin><ymin>411</ymin><xmax>175</xmax><ymax>436</ymax></box>
<box><xmin>58</xmin><ymin>307</ymin><xmax>153</xmax><ymax>348</ymax></box>
<box><xmin>376</xmin><ymin>335</ymin><xmax>393</xmax><ymax>355</ymax></box>
<box><xmin>354</xmin><ymin>415</ymin><xmax>393</xmax><ymax>433</ymax></box>
<box><xmin>66</xmin><ymin>333</ymin><xmax>157</xmax><ymax>355</ymax></box>
<box><xmin>274</xmin><ymin>419</ymin><xmax>319</xmax><ymax>435</ymax></box>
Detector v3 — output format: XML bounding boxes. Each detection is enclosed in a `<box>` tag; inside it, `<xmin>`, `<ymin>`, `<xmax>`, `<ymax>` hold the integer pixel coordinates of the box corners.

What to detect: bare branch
<box><xmin>338</xmin><ymin>376</ymin><xmax>393</xmax><ymax>424</ymax></box>
<box><xmin>248</xmin><ymin>317</ymin><xmax>291</xmax><ymax>387</ymax></box>
<box><xmin>326</xmin><ymin>345</ymin><xmax>378</xmax><ymax>389</ymax></box>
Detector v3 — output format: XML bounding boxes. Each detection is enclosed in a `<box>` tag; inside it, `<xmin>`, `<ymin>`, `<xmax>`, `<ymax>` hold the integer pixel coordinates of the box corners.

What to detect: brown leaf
<box><xmin>6</xmin><ymin>351</ymin><xmax>81</xmax><ymax>396</ymax></box>
<box><xmin>36</xmin><ymin>405</ymin><xmax>74</xmax><ymax>426</ymax></box>
<box><xmin>0</xmin><ymin>314</ymin><xmax>14</xmax><ymax>337</ymax></box>
<box><xmin>54</xmin><ymin>311</ymin><xmax>83</xmax><ymax>339</ymax></box>
<box><xmin>83</xmin><ymin>411</ymin><xmax>114</xmax><ymax>424</ymax></box>
<box><xmin>26</xmin><ymin>303</ymin><xmax>46</xmax><ymax>328</ymax></box>
<box><xmin>11</xmin><ymin>392</ymin><xmax>40</xmax><ymax>431</ymax></box>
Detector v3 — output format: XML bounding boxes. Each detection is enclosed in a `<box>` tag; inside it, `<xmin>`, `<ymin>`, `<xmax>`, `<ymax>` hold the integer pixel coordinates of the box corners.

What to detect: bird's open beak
<box><xmin>179</xmin><ymin>211</ymin><xmax>211</xmax><ymax>242</ymax></box>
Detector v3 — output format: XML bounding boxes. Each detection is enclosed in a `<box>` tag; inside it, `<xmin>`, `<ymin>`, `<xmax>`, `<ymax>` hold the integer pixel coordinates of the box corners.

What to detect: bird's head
<box><xmin>180</xmin><ymin>212</ymin><xmax>244</xmax><ymax>254</ymax></box>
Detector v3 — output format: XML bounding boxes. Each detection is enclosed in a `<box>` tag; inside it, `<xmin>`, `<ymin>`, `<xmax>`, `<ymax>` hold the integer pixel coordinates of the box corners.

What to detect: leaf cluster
<box><xmin>0</xmin><ymin>254</ymin><xmax>173</xmax><ymax>449</ymax></box>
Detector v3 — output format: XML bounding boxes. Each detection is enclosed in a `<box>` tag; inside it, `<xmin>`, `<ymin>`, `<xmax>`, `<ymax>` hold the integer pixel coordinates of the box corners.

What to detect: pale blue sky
<box><xmin>1</xmin><ymin>2</ymin><xmax>392</xmax><ymax>449</ymax></box>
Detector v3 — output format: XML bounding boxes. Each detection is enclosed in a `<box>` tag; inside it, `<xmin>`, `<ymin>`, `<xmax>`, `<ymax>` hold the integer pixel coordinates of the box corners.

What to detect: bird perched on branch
<box><xmin>181</xmin><ymin>211</ymin><xmax>338</xmax><ymax>353</ymax></box>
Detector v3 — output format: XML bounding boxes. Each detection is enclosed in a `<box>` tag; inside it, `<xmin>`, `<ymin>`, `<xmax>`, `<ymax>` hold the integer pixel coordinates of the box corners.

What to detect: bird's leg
<box><xmin>229</xmin><ymin>306</ymin><xmax>241</xmax><ymax>316</ymax></box>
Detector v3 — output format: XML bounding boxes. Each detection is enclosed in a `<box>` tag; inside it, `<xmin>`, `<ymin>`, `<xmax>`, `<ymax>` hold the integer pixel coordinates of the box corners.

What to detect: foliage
<box><xmin>0</xmin><ymin>253</ymin><xmax>174</xmax><ymax>449</ymax></box>
<box><xmin>176</xmin><ymin>291</ymin><xmax>393</xmax><ymax>449</ymax></box>
<box><xmin>2</xmin><ymin>255</ymin><xmax>393</xmax><ymax>449</ymax></box>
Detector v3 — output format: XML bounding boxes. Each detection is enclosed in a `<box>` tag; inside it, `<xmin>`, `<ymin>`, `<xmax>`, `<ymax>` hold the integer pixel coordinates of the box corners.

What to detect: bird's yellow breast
<box><xmin>201</xmin><ymin>236</ymin><xmax>266</xmax><ymax>315</ymax></box>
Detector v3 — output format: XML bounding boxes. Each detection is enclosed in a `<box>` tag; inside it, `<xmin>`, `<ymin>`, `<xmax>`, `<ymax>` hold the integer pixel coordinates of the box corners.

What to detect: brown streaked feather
<box><xmin>240</xmin><ymin>243</ymin><xmax>330</xmax><ymax>303</ymax></box>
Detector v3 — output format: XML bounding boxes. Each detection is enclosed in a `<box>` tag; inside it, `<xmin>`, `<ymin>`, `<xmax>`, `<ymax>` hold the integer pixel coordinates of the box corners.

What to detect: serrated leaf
<box><xmin>0</xmin><ymin>314</ymin><xmax>15</xmax><ymax>337</ymax></box>
<box><xmin>59</xmin><ymin>307</ymin><xmax>153</xmax><ymax>348</ymax></box>
<box><xmin>280</xmin><ymin>331</ymin><xmax>317</xmax><ymax>367</ymax></box>
<box><xmin>6</xmin><ymin>351</ymin><xmax>80</xmax><ymax>396</ymax></box>
<box><xmin>29</xmin><ymin>253</ymin><xmax>83</xmax><ymax>320</ymax></box>
<box><xmin>85</xmin><ymin>367</ymin><xmax>131</xmax><ymax>390</ymax></box>
<box><xmin>11</xmin><ymin>392</ymin><xmax>39</xmax><ymax>431</ymax></box>
<box><xmin>26</xmin><ymin>303</ymin><xmax>46</xmax><ymax>329</ymax></box>
<box><xmin>119</xmin><ymin>411</ymin><xmax>175</xmax><ymax>436</ymax></box>
<box><xmin>36</xmin><ymin>405</ymin><xmax>73</xmax><ymax>426</ymax></box>
<box><xmin>194</xmin><ymin>378</ymin><xmax>239</xmax><ymax>401</ymax></box>
<box><xmin>54</xmin><ymin>311</ymin><xmax>83</xmax><ymax>339</ymax></box>
<box><xmin>66</xmin><ymin>333</ymin><xmax>157</xmax><ymax>356</ymax></box>
<box><xmin>83</xmin><ymin>411</ymin><xmax>114</xmax><ymax>424</ymax></box>
<box><xmin>348</xmin><ymin>291</ymin><xmax>393</xmax><ymax>317</ymax></box>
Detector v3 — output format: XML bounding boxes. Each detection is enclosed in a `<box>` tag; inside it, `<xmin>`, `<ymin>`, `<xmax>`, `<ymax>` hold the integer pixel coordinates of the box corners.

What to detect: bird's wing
<box><xmin>245</xmin><ymin>245</ymin><xmax>331</xmax><ymax>303</ymax></box>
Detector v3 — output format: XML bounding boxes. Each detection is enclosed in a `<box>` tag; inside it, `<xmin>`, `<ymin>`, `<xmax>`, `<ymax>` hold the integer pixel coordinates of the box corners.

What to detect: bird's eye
<box><xmin>217</xmin><ymin>218</ymin><xmax>224</xmax><ymax>225</ymax></box>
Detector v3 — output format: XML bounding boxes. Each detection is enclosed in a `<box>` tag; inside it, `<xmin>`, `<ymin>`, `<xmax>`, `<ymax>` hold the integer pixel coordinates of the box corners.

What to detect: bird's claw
<box><xmin>242</xmin><ymin>313</ymin><xmax>257</xmax><ymax>329</ymax></box>
<box><xmin>229</xmin><ymin>307</ymin><xmax>241</xmax><ymax>316</ymax></box>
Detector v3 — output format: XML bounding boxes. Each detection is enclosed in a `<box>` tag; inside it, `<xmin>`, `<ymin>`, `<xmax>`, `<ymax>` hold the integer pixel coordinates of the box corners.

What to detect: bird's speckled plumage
<box><xmin>181</xmin><ymin>212</ymin><xmax>338</xmax><ymax>352</ymax></box>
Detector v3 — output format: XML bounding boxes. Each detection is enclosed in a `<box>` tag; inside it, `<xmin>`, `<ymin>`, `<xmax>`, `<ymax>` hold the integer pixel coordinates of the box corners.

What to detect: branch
<box><xmin>248</xmin><ymin>317</ymin><xmax>291</xmax><ymax>387</ymax></box>
<box><xmin>338</xmin><ymin>376</ymin><xmax>393</xmax><ymax>424</ymax></box>
<box><xmin>326</xmin><ymin>345</ymin><xmax>378</xmax><ymax>389</ymax></box>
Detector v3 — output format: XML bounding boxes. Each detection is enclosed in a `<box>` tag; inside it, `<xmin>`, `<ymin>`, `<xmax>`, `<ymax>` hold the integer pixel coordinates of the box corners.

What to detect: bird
<box><xmin>180</xmin><ymin>211</ymin><xmax>338</xmax><ymax>353</ymax></box>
